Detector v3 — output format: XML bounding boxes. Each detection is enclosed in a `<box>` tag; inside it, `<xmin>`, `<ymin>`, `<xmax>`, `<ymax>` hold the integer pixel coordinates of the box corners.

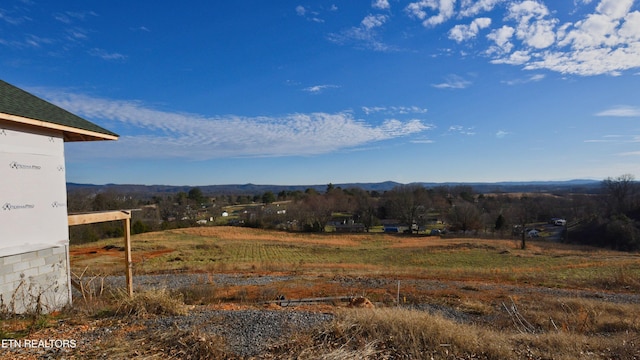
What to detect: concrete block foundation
<box><xmin>0</xmin><ymin>245</ymin><xmax>70</xmax><ymax>314</ymax></box>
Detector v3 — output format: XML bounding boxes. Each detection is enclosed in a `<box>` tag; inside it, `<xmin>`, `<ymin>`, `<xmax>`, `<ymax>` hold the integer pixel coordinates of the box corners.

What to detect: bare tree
<box><xmin>384</xmin><ymin>184</ymin><xmax>430</xmax><ymax>233</ymax></box>
<box><xmin>447</xmin><ymin>201</ymin><xmax>482</xmax><ymax>233</ymax></box>
<box><xmin>602</xmin><ymin>174</ymin><xmax>637</xmax><ymax>214</ymax></box>
<box><xmin>297</xmin><ymin>193</ymin><xmax>334</xmax><ymax>232</ymax></box>
<box><xmin>509</xmin><ymin>196</ymin><xmax>540</xmax><ymax>249</ymax></box>
<box><xmin>349</xmin><ymin>188</ymin><xmax>378</xmax><ymax>232</ymax></box>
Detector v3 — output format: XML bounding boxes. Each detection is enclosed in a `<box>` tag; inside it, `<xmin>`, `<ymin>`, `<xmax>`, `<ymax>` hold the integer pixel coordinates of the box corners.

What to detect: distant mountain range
<box><xmin>67</xmin><ymin>179</ymin><xmax>602</xmax><ymax>196</ymax></box>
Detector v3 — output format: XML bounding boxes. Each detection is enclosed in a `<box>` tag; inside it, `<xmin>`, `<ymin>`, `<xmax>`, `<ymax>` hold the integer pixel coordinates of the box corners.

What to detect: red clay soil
<box><xmin>69</xmin><ymin>246</ymin><xmax>174</xmax><ymax>261</ymax></box>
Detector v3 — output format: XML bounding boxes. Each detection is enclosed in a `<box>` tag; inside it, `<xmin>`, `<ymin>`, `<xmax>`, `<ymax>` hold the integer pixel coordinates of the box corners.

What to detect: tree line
<box><xmin>67</xmin><ymin>175</ymin><xmax>640</xmax><ymax>251</ymax></box>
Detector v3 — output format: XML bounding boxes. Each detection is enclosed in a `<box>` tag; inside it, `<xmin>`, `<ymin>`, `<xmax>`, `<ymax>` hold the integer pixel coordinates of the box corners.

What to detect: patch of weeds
<box><xmin>114</xmin><ymin>288</ymin><xmax>188</xmax><ymax>317</ymax></box>
<box><xmin>176</xmin><ymin>285</ymin><xmax>218</xmax><ymax>305</ymax></box>
<box><xmin>259</xmin><ymin>286</ymin><xmax>280</xmax><ymax>302</ymax></box>
<box><xmin>27</xmin><ymin>314</ymin><xmax>54</xmax><ymax>333</ymax></box>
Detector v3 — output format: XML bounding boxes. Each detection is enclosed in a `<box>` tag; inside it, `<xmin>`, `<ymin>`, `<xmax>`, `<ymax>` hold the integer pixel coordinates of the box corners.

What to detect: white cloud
<box><xmin>295</xmin><ymin>5</ymin><xmax>306</xmax><ymax>16</ymax></box>
<box><xmin>596</xmin><ymin>0</ymin><xmax>634</xmax><ymax>19</ymax></box>
<box><xmin>406</xmin><ymin>0</ymin><xmax>456</xmax><ymax>27</ymax></box>
<box><xmin>619</xmin><ymin>11</ymin><xmax>640</xmax><ymax>40</ymax></box>
<box><xmin>328</xmin><ymin>14</ymin><xmax>393</xmax><ymax>51</ymax></box>
<box><xmin>41</xmin><ymin>91</ymin><xmax>432</xmax><ymax>160</ymax></box>
<box><xmin>303</xmin><ymin>84</ymin><xmax>340</xmax><ymax>94</ymax></box>
<box><xmin>328</xmin><ymin>0</ymin><xmax>640</xmax><ymax>76</ymax></box>
<box><xmin>595</xmin><ymin>105</ymin><xmax>640</xmax><ymax>117</ymax></box>
<box><xmin>460</xmin><ymin>0</ymin><xmax>506</xmax><ymax>17</ymax></box>
<box><xmin>449</xmin><ymin>17</ymin><xmax>492</xmax><ymax>42</ymax></box>
<box><xmin>491</xmin><ymin>50</ymin><xmax>531</xmax><ymax>65</ymax></box>
<box><xmin>506</xmin><ymin>1</ymin><xmax>557</xmax><ymax>49</ymax></box>
<box><xmin>488</xmin><ymin>0</ymin><xmax>640</xmax><ymax>76</ymax></box>
<box><xmin>372</xmin><ymin>0</ymin><xmax>390</xmax><ymax>10</ymax></box>
<box><xmin>496</xmin><ymin>130</ymin><xmax>510</xmax><ymax>138</ymax></box>
<box><xmin>432</xmin><ymin>75</ymin><xmax>472</xmax><ymax>89</ymax></box>
<box><xmin>487</xmin><ymin>25</ymin><xmax>516</xmax><ymax>53</ymax></box>
<box><xmin>361</xmin><ymin>14</ymin><xmax>388</xmax><ymax>30</ymax></box>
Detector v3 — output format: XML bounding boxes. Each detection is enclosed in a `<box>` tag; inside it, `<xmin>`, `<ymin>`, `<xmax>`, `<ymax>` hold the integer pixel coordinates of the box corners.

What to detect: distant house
<box><xmin>0</xmin><ymin>80</ymin><xmax>118</xmax><ymax>313</ymax></box>
<box><xmin>333</xmin><ymin>221</ymin><xmax>365</xmax><ymax>233</ymax></box>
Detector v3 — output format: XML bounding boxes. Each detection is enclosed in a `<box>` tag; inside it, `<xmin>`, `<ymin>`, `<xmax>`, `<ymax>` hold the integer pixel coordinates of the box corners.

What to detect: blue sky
<box><xmin>2</xmin><ymin>0</ymin><xmax>640</xmax><ymax>186</ymax></box>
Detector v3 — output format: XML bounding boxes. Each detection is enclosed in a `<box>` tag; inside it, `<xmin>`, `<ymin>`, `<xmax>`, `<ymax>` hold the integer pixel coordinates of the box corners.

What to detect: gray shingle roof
<box><xmin>0</xmin><ymin>80</ymin><xmax>118</xmax><ymax>141</ymax></box>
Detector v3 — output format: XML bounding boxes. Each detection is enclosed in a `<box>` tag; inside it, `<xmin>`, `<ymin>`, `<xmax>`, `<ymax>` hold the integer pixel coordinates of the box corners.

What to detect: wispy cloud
<box><xmin>502</xmin><ymin>73</ymin><xmax>546</xmax><ymax>85</ymax></box>
<box><xmin>619</xmin><ymin>151</ymin><xmax>640</xmax><ymax>156</ymax></box>
<box><xmin>327</xmin><ymin>14</ymin><xmax>394</xmax><ymax>51</ymax></box>
<box><xmin>432</xmin><ymin>75</ymin><xmax>471</xmax><ymax>89</ymax></box>
<box><xmin>595</xmin><ymin>105</ymin><xmax>640</xmax><ymax>117</ymax></box>
<box><xmin>88</xmin><ymin>48</ymin><xmax>126</xmax><ymax>61</ymax></box>
<box><xmin>362</xmin><ymin>106</ymin><xmax>428</xmax><ymax>115</ymax></box>
<box><xmin>40</xmin><ymin>90</ymin><xmax>432</xmax><ymax>160</ymax></box>
<box><xmin>132</xmin><ymin>26</ymin><xmax>150</xmax><ymax>32</ymax></box>
<box><xmin>0</xmin><ymin>8</ymin><xmax>30</xmax><ymax>25</ymax></box>
<box><xmin>496</xmin><ymin>130</ymin><xmax>510</xmax><ymax>138</ymax></box>
<box><xmin>585</xmin><ymin>134</ymin><xmax>637</xmax><ymax>143</ymax></box>
<box><xmin>295</xmin><ymin>5</ymin><xmax>324</xmax><ymax>23</ymax></box>
<box><xmin>303</xmin><ymin>84</ymin><xmax>340</xmax><ymax>94</ymax></box>
<box><xmin>447</xmin><ymin>125</ymin><xmax>476</xmax><ymax>136</ymax></box>
<box><xmin>411</xmin><ymin>138</ymin><xmax>434</xmax><ymax>144</ymax></box>
<box><xmin>53</xmin><ymin>11</ymin><xmax>97</xmax><ymax>24</ymax></box>
<box><xmin>24</xmin><ymin>34</ymin><xmax>54</xmax><ymax>47</ymax></box>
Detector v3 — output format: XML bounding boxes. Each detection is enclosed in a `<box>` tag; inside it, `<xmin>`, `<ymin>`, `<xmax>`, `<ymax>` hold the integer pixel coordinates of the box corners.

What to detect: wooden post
<box><xmin>123</xmin><ymin>216</ymin><xmax>133</xmax><ymax>297</ymax></box>
<box><xmin>68</xmin><ymin>210</ymin><xmax>135</xmax><ymax>297</ymax></box>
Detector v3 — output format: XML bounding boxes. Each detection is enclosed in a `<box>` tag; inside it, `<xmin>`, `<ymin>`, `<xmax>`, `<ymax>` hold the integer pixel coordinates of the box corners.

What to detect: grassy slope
<box><xmin>70</xmin><ymin>226</ymin><xmax>640</xmax><ymax>292</ymax></box>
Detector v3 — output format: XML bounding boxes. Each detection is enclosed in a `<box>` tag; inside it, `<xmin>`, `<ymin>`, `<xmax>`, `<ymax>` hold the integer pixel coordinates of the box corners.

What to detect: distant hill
<box><xmin>67</xmin><ymin>179</ymin><xmax>602</xmax><ymax>196</ymax></box>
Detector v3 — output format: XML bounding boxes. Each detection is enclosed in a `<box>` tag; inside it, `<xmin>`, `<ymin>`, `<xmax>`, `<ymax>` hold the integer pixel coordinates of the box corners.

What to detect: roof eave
<box><xmin>0</xmin><ymin>112</ymin><xmax>118</xmax><ymax>142</ymax></box>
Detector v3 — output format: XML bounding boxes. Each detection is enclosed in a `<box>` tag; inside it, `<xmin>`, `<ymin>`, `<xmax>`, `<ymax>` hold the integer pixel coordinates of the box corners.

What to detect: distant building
<box><xmin>0</xmin><ymin>80</ymin><xmax>118</xmax><ymax>313</ymax></box>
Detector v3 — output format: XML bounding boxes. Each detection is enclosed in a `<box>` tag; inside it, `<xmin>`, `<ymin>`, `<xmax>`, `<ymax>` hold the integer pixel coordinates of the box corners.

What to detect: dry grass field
<box><xmin>3</xmin><ymin>226</ymin><xmax>640</xmax><ymax>359</ymax></box>
<box><xmin>70</xmin><ymin>226</ymin><xmax>640</xmax><ymax>291</ymax></box>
